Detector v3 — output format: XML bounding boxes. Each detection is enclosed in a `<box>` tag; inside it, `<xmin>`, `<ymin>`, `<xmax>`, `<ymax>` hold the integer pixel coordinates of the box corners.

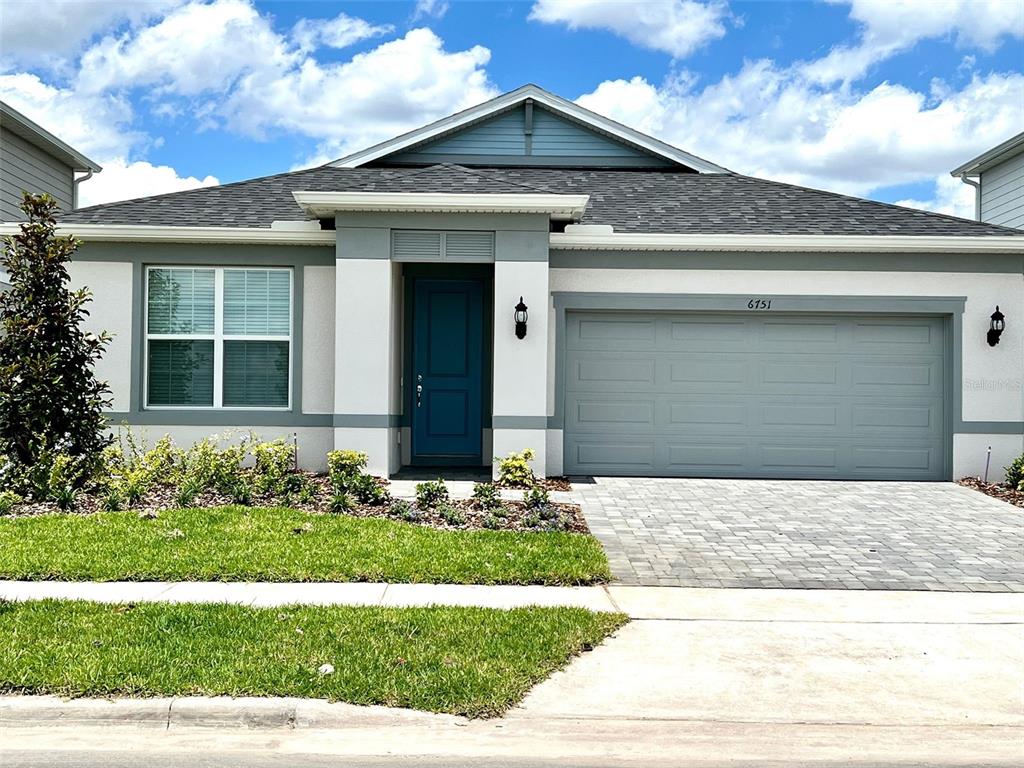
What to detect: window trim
<box><xmin>143</xmin><ymin>265</ymin><xmax>294</xmax><ymax>411</ymax></box>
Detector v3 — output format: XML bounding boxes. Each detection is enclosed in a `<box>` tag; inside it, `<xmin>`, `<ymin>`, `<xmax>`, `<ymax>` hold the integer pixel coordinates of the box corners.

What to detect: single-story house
<box><xmin>7</xmin><ymin>85</ymin><xmax>1022</xmax><ymax>480</ymax></box>
<box><xmin>951</xmin><ymin>131</ymin><xmax>1024</xmax><ymax>230</ymax></box>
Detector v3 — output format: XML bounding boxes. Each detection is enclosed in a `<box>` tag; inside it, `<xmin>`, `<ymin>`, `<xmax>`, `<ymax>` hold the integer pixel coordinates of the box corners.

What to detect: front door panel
<box><xmin>412</xmin><ymin>278</ymin><xmax>484</xmax><ymax>464</ymax></box>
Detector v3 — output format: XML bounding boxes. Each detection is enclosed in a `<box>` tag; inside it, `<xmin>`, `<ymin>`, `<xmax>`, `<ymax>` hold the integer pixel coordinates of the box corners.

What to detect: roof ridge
<box><xmin>728</xmin><ymin>173</ymin><xmax>1024</xmax><ymax>235</ymax></box>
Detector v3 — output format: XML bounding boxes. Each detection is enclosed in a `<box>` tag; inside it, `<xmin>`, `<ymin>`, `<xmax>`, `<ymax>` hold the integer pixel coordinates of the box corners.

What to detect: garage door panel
<box><xmin>563</xmin><ymin>311</ymin><xmax>948</xmax><ymax>480</ymax></box>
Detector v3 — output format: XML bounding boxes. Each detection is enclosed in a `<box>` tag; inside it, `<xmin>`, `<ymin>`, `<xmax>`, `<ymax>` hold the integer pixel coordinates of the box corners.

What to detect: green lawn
<box><xmin>0</xmin><ymin>599</ymin><xmax>626</xmax><ymax>717</ymax></box>
<box><xmin>0</xmin><ymin>507</ymin><xmax>611</xmax><ymax>585</ymax></box>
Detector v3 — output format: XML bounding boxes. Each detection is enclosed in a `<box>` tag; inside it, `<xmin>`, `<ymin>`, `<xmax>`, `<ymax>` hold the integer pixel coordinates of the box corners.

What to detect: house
<box><xmin>0</xmin><ymin>100</ymin><xmax>102</xmax><ymax>222</ymax></box>
<box><xmin>5</xmin><ymin>85</ymin><xmax>1021</xmax><ymax>481</ymax></box>
<box><xmin>951</xmin><ymin>132</ymin><xmax>1024</xmax><ymax>230</ymax></box>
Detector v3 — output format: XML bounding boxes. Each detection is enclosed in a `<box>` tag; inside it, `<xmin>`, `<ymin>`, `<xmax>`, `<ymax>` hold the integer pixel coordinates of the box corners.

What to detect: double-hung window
<box><xmin>145</xmin><ymin>267</ymin><xmax>292</xmax><ymax>409</ymax></box>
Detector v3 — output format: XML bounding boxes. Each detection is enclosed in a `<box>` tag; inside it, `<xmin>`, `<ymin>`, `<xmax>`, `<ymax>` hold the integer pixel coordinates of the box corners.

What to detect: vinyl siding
<box><xmin>980</xmin><ymin>151</ymin><xmax>1024</xmax><ymax>229</ymax></box>
<box><xmin>0</xmin><ymin>126</ymin><xmax>76</xmax><ymax>220</ymax></box>
<box><xmin>385</xmin><ymin>105</ymin><xmax>671</xmax><ymax>167</ymax></box>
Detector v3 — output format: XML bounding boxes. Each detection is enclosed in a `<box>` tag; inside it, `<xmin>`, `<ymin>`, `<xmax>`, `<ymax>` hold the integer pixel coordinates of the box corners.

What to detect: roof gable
<box><xmin>332</xmin><ymin>84</ymin><xmax>726</xmax><ymax>173</ymax></box>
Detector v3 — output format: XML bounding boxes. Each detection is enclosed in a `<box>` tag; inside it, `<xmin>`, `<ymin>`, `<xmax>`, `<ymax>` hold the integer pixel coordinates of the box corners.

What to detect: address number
<box><xmin>747</xmin><ymin>298</ymin><xmax>772</xmax><ymax>310</ymax></box>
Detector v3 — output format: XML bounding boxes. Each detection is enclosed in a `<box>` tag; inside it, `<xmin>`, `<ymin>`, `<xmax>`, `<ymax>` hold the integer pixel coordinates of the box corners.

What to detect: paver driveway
<box><xmin>573</xmin><ymin>478</ymin><xmax>1024</xmax><ymax>591</ymax></box>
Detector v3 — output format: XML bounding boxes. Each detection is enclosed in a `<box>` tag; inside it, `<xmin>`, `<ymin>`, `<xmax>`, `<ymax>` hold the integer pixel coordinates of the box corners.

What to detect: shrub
<box><xmin>523</xmin><ymin>485</ymin><xmax>550</xmax><ymax>509</ymax></box>
<box><xmin>353</xmin><ymin>473</ymin><xmax>389</xmax><ymax>506</ymax></box>
<box><xmin>437</xmin><ymin>503</ymin><xmax>465</xmax><ymax>526</ymax></box>
<box><xmin>252</xmin><ymin>439</ymin><xmax>295</xmax><ymax>495</ymax></box>
<box><xmin>100</xmin><ymin>485</ymin><xmax>123</xmax><ymax>512</ymax></box>
<box><xmin>472</xmin><ymin>482</ymin><xmax>501</xmax><ymax>509</ymax></box>
<box><xmin>327</xmin><ymin>450</ymin><xmax>368</xmax><ymax>492</ymax></box>
<box><xmin>415</xmin><ymin>479</ymin><xmax>449</xmax><ymax>509</ymax></box>
<box><xmin>0</xmin><ymin>193</ymin><xmax>113</xmax><ymax>489</ymax></box>
<box><xmin>0</xmin><ymin>490</ymin><xmax>22</xmax><ymax>516</ymax></box>
<box><xmin>175</xmin><ymin>477</ymin><xmax>202</xmax><ymax>508</ymax></box>
<box><xmin>483</xmin><ymin>514</ymin><xmax>502</xmax><ymax>530</ymax></box>
<box><xmin>495</xmin><ymin>449</ymin><xmax>535</xmax><ymax>487</ymax></box>
<box><xmin>329</xmin><ymin>491</ymin><xmax>355</xmax><ymax>514</ymax></box>
<box><xmin>121</xmin><ymin>467</ymin><xmax>151</xmax><ymax>507</ymax></box>
<box><xmin>1006</xmin><ymin>454</ymin><xmax>1024</xmax><ymax>491</ymax></box>
<box><xmin>390</xmin><ymin>499</ymin><xmax>421</xmax><ymax>523</ymax></box>
<box><xmin>282</xmin><ymin>473</ymin><xmax>317</xmax><ymax>505</ymax></box>
<box><xmin>227</xmin><ymin>477</ymin><xmax>253</xmax><ymax>506</ymax></box>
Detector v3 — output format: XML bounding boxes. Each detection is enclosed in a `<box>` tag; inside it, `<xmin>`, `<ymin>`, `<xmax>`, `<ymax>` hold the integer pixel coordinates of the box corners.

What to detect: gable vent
<box><xmin>391</xmin><ymin>230</ymin><xmax>495</xmax><ymax>262</ymax></box>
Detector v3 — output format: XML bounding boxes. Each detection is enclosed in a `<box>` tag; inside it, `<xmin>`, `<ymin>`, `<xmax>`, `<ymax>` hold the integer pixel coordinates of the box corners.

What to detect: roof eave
<box><xmin>950</xmin><ymin>131</ymin><xmax>1024</xmax><ymax>177</ymax></box>
<box><xmin>550</xmin><ymin>232</ymin><xmax>1024</xmax><ymax>254</ymax></box>
<box><xmin>0</xmin><ymin>102</ymin><xmax>103</xmax><ymax>173</ymax></box>
<box><xmin>292</xmin><ymin>190</ymin><xmax>591</xmax><ymax>220</ymax></box>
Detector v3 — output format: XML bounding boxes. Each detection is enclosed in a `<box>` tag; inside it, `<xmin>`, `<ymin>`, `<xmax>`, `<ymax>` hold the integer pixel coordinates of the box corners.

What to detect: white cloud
<box><xmin>222</xmin><ymin>28</ymin><xmax>497</xmax><ymax>156</ymax></box>
<box><xmin>77</xmin><ymin>158</ymin><xmax>219</xmax><ymax>208</ymax></box>
<box><xmin>805</xmin><ymin>0</ymin><xmax>1024</xmax><ymax>83</ymax></box>
<box><xmin>0</xmin><ymin>0</ymin><xmax>181</xmax><ymax>68</ymax></box>
<box><xmin>529</xmin><ymin>0</ymin><xmax>729</xmax><ymax>58</ymax></box>
<box><xmin>413</xmin><ymin>0</ymin><xmax>450</xmax><ymax>20</ymax></box>
<box><xmin>894</xmin><ymin>174</ymin><xmax>977</xmax><ymax>220</ymax></box>
<box><xmin>576</xmin><ymin>66</ymin><xmax>1024</xmax><ymax>201</ymax></box>
<box><xmin>292</xmin><ymin>12</ymin><xmax>394</xmax><ymax>52</ymax></box>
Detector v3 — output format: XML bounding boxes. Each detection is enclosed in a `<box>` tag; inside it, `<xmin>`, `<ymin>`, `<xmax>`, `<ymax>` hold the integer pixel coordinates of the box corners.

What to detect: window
<box><xmin>145</xmin><ymin>267</ymin><xmax>292</xmax><ymax>409</ymax></box>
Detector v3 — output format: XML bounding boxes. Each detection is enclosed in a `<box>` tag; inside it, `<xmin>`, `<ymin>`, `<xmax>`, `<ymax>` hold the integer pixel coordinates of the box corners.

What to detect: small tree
<box><xmin>0</xmin><ymin>193</ymin><xmax>112</xmax><ymax>491</ymax></box>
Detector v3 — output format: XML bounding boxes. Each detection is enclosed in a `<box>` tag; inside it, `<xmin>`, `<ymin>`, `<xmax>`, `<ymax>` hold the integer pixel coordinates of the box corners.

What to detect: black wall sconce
<box><xmin>987</xmin><ymin>306</ymin><xmax>1005</xmax><ymax>347</ymax></box>
<box><xmin>514</xmin><ymin>296</ymin><xmax>528</xmax><ymax>339</ymax></box>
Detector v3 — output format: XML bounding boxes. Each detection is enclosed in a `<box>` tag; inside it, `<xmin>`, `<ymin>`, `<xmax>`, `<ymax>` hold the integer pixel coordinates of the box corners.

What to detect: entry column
<box><xmin>492</xmin><ymin>231</ymin><xmax>549</xmax><ymax>478</ymax></box>
<box><xmin>333</xmin><ymin>225</ymin><xmax>400</xmax><ymax>477</ymax></box>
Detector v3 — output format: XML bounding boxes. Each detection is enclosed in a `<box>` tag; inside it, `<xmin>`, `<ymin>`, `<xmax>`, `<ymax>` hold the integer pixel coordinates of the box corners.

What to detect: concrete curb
<box><xmin>0</xmin><ymin>695</ymin><xmax>461</xmax><ymax>730</ymax></box>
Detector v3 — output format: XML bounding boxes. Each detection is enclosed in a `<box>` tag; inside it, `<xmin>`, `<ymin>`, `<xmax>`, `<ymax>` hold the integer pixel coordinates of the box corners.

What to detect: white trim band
<box><xmin>0</xmin><ymin>223</ymin><xmax>335</xmax><ymax>245</ymax></box>
<box><xmin>292</xmin><ymin>191</ymin><xmax>591</xmax><ymax>220</ymax></box>
<box><xmin>549</xmin><ymin>232</ymin><xmax>1024</xmax><ymax>254</ymax></box>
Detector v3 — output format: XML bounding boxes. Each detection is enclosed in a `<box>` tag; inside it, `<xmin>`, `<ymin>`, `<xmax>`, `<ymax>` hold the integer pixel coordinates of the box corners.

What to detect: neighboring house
<box><xmin>951</xmin><ymin>132</ymin><xmax>1024</xmax><ymax>230</ymax></box>
<box><xmin>3</xmin><ymin>85</ymin><xmax>1021</xmax><ymax>481</ymax></box>
<box><xmin>0</xmin><ymin>100</ymin><xmax>102</xmax><ymax>222</ymax></box>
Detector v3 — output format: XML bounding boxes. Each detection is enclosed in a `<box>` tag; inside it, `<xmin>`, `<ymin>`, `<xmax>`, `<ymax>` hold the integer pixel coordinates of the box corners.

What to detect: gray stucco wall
<box><xmin>980</xmin><ymin>151</ymin><xmax>1024</xmax><ymax>230</ymax></box>
<box><xmin>1</xmin><ymin>125</ymin><xmax>76</xmax><ymax>220</ymax></box>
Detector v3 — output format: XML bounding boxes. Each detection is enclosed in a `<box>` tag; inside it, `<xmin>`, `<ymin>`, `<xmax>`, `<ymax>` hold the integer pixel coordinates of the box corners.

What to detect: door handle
<box><xmin>416</xmin><ymin>374</ymin><xmax>423</xmax><ymax>408</ymax></box>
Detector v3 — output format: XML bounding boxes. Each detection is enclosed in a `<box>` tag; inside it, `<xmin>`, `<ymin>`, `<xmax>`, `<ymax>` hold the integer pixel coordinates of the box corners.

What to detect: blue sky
<box><xmin>1</xmin><ymin>0</ymin><xmax>1021</xmax><ymax>215</ymax></box>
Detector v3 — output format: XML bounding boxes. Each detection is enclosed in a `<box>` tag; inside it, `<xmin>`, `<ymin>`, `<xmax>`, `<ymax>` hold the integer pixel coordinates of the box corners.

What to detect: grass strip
<box><xmin>0</xmin><ymin>506</ymin><xmax>611</xmax><ymax>585</ymax></box>
<box><xmin>0</xmin><ymin>599</ymin><xmax>627</xmax><ymax>717</ymax></box>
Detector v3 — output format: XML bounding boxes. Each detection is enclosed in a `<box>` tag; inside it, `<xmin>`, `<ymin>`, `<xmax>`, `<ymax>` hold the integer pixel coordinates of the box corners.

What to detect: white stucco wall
<box><xmin>302</xmin><ymin>265</ymin><xmax>334</xmax><ymax>414</ymax></box>
<box><xmin>546</xmin><ymin>265</ymin><xmax>1024</xmax><ymax>479</ymax></box>
<box><xmin>69</xmin><ymin>260</ymin><xmax>133</xmax><ymax>413</ymax></box>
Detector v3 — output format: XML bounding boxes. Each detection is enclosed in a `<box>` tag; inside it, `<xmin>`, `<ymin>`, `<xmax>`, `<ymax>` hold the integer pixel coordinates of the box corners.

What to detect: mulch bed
<box><xmin>1</xmin><ymin>473</ymin><xmax>589</xmax><ymax>533</ymax></box>
<box><xmin>958</xmin><ymin>477</ymin><xmax>1024</xmax><ymax>509</ymax></box>
<box><xmin>498</xmin><ymin>476</ymin><xmax>573</xmax><ymax>492</ymax></box>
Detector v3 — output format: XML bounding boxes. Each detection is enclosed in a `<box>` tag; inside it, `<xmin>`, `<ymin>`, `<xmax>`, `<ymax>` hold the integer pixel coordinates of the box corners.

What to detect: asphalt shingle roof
<box><xmin>60</xmin><ymin>163</ymin><xmax>1021</xmax><ymax>236</ymax></box>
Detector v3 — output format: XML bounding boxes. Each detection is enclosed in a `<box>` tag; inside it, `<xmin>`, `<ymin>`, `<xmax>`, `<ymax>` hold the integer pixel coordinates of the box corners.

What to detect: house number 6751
<box><xmin>747</xmin><ymin>298</ymin><xmax>772</xmax><ymax>310</ymax></box>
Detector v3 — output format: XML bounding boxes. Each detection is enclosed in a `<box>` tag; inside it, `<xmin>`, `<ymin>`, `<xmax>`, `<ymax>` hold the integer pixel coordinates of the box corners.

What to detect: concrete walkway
<box><xmin>3</xmin><ymin>579</ymin><xmax>1023</xmax><ymax>622</ymax></box>
<box><xmin>4</xmin><ymin>588</ymin><xmax>1022</xmax><ymax>766</ymax></box>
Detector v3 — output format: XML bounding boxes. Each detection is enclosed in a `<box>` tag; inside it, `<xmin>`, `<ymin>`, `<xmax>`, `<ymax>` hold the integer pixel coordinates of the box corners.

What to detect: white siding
<box><xmin>980</xmin><ymin>152</ymin><xmax>1024</xmax><ymax>229</ymax></box>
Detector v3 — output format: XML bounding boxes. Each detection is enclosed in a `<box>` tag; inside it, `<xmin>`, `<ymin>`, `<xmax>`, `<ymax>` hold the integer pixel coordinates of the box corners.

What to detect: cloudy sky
<box><xmin>1</xmin><ymin>0</ymin><xmax>1021</xmax><ymax>215</ymax></box>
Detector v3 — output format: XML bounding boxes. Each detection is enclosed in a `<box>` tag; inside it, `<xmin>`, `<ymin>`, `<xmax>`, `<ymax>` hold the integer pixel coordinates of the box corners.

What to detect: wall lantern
<box><xmin>514</xmin><ymin>296</ymin><xmax>529</xmax><ymax>339</ymax></box>
<box><xmin>987</xmin><ymin>306</ymin><xmax>1005</xmax><ymax>347</ymax></box>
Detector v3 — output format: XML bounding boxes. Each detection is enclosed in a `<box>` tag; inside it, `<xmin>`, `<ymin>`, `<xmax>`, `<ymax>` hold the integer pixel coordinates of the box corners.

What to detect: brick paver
<box><xmin>573</xmin><ymin>478</ymin><xmax>1024</xmax><ymax>591</ymax></box>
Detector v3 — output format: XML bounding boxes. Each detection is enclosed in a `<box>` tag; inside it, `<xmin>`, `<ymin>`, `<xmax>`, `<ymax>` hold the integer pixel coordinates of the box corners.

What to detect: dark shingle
<box><xmin>60</xmin><ymin>164</ymin><xmax>1021</xmax><ymax>237</ymax></box>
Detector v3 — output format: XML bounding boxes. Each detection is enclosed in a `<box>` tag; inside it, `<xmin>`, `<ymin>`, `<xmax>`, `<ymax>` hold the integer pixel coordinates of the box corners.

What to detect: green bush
<box><xmin>472</xmin><ymin>482</ymin><xmax>500</xmax><ymax>509</ymax></box>
<box><xmin>495</xmin><ymin>449</ymin><xmax>535</xmax><ymax>487</ymax></box>
<box><xmin>282</xmin><ymin>473</ymin><xmax>317</xmax><ymax>505</ymax></box>
<box><xmin>327</xmin><ymin>450</ymin><xmax>368</xmax><ymax>492</ymax></box>
<box><xmin>437</xmin><ymin>503</ymin><xmax>465</xmax><ymax>526</ymax></box>
<box><xmin>523</xmin><ymin>485</ymin><xmax>550</xmax><ymax>509</ymax></box>
<box><xmin>252</xmin><ymin>439</ymin><xmax>295</xmax><ymax>495</ymax></box>
<box><xmin>100</xmin><ymin>485</ymin><xmax>123</xmax><ymax>512</ymax></box>
<box><xmin>329</xmin><ymin>491</ymin><xmax>355</xmax><ymax>514</ymax></box>
<box><xmin>390</xmin><ymin>499</ymin><xmax>420</xmax><ymax>523</ymax></box>
<box><xmin>483</xmin><ymin>514</ymin><xmax>502</xmax><ymax>530</ymax></box>
<box><xmin>0</xmin><ymin>490</ymin><xmax>22</xmax><ymax>516</ymax></box>
<box><xmin>415</xmin><ymin>479</ymin><xmax>448</xmax><ymax>509</ymax></box>
<box><xmin>0</xmin><ymin>194</ymin><xmax>113</xmax><ymax>490</ymax></box>
<box><xmin>1006</xmin><ymin>454</ymin><xmax>1024</xmax><ymax>491</ymax></box>
<box><xmin>175</xmin><ymin>477</ymin><xmax>202</xmax><ymax>508</ymax></box>
<box><xmin>353</xmin><ymin>473</ymin><xmax>389</xmax><ymax>506</ymax></box>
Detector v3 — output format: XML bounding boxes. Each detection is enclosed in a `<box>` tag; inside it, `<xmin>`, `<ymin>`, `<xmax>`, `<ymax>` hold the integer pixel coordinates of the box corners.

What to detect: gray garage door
<box><xmin>563</xmin><ymin>312</ymin><xmax>948</xmax><ymax>480</ymax></box>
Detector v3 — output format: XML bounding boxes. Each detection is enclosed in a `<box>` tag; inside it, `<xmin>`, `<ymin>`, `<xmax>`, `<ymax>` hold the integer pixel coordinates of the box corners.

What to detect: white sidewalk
<box><xmin>3</xmin><ymin>580</ymin><xmax>1023</xmax><ymax>622</ymax></box>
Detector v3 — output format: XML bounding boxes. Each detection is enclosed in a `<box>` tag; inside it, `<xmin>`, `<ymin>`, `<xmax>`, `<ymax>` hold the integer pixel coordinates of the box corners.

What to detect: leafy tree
<box><xmin>0</xmin><ymin>193</ymin><xmax>112</xmax><ymax>491</ymax></box>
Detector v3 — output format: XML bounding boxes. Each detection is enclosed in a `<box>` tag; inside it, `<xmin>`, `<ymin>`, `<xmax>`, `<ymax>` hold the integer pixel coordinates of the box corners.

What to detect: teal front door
<box><xmin>411</xmin><ymin>278</ymin><xmax>484</xmax><ymax>465</ymax></box>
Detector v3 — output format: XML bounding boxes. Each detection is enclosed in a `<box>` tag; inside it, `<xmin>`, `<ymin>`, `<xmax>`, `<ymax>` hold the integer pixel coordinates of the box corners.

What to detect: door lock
<box><xmin>416</xmin><ymin>374</ymin><xmax>423</xmax><ymax>408</ymax></box>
